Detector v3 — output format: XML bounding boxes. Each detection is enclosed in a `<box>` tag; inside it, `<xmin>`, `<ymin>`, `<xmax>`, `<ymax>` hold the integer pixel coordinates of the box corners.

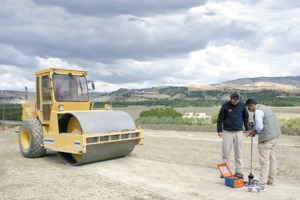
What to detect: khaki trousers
<box><xmin>222</xmin><ymin>130</ymin><xmax>243</xmax><ymax>173</ymax></box>
<box><xmin>258</xmin><ymin>138</ymin><xmax>277</xmax><ymax>187</ymax></box>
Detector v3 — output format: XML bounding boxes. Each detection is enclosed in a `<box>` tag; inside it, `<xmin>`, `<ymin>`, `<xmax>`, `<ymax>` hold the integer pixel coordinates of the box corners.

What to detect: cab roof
<box><xmin>35</xmin><ymin>68</ymin><xmax>88</xmax><ymax>76</ymax></box>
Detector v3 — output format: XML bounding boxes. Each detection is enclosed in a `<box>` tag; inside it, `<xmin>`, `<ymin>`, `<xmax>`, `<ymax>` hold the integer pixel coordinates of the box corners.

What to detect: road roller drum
<box><xmin>56</xmin><ymin>111</ymin><xmax>141</xmax><ymax>165</ymax></box>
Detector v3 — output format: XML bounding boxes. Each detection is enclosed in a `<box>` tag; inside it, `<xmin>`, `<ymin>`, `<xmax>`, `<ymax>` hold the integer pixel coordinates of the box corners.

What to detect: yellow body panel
<box><xmin>15</xmin><ymin>126</ymin><xmax>20</xmax><ymax>142</ymax></box>
<box><xmin>22</xmin><ymin>100</ymin><xmax>37</xmax><ymax>121</ymax></box>
<box><xmin>43</xmin><ymin>133</ymin><xmax>86</xmax><ymax>154</ymax></box>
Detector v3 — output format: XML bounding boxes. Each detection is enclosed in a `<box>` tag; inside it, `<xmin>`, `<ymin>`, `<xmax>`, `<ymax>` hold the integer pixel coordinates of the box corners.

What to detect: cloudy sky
<box><xmin>1</xmin><ymin>0</ymin><xmax>300</xmax><ymax>92</ymax></box>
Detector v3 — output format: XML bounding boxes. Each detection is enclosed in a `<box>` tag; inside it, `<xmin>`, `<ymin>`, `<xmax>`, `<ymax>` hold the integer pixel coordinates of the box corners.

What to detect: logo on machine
<box><xmin>44</xmin><ymin>138</ymin><xmax>55</xmax><ymax>144</ymax></box>
<box><xmin>74</xmin><ymin>140</ymin><xmax>81</xmax><ymax>147</ymax></box>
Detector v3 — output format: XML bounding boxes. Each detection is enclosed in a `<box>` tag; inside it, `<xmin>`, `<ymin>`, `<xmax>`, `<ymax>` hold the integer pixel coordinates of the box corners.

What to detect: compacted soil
<box><xmin>1</xmin><ymin>128</ymin><xmax>299</xmax><ymax>200</ymax></box>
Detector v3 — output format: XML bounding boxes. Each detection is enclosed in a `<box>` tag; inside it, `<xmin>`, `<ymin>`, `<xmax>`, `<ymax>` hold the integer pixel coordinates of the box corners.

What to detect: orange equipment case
<box><xmin>217</xmin><ymin>163</ymin><xmax>244</xmax><ymax>188</ymax></box>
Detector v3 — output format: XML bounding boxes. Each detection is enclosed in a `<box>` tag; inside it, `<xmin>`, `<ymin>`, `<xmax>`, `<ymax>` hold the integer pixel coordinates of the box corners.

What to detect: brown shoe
<box><xmin>267</xmin><ymin>181</ymin><xmax>276</xmax><ymax>186</ymax></box>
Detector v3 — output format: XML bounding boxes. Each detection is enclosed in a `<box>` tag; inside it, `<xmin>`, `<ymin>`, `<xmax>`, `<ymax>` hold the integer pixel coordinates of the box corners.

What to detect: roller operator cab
<box><xmin>18</xmin><ymin>68</ymin><xmax>144</xmax><ymax>165</ymax></box>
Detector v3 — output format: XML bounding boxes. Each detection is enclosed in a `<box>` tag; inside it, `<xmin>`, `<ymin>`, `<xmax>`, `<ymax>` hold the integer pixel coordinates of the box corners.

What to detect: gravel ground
<box><xmin>1</xmin><ymin>128</ymin><xmax>300</xmax><ymax>200</ymax></box>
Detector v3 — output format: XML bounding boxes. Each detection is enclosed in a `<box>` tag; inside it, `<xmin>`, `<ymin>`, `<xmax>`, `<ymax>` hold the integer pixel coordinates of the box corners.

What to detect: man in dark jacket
<box><xmin>217</xmin><ymin>92</ymin><xmax>250</xmax><ymax>178</ymax></box>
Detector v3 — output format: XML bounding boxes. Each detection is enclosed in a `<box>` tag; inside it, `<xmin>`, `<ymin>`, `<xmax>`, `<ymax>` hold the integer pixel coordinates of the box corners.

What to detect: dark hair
<box><xmin>245</xmin><ymin>98</ymin><xmax>257</xmax><ymax>107</ymax></box>
<box><xmin>230</xmin><ymin>92</ymin><xmax>239</xmax><ymax>100</ymax></box>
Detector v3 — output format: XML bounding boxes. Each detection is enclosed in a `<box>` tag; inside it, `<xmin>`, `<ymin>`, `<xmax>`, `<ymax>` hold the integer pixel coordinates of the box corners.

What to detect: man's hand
<box><xmin>218</xmin><ymin>132</ymin><xmax>224</xmax><ymax>137</ymax></box>
<box><xmin>245</xmin><ymin>131</ymin><xmax>251</xmax><ymax>137</ymax></box>
<box><xmin>245</xmin><ymin>130</ymin><xmax>257</xmax><ymax>137</ymax></box>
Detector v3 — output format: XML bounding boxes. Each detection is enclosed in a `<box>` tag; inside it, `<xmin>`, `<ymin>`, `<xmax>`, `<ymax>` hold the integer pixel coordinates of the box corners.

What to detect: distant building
<box><xmin>182</xmin><ymin>112</ymin><xmax>210</xmax><ymax>119</ymax></box>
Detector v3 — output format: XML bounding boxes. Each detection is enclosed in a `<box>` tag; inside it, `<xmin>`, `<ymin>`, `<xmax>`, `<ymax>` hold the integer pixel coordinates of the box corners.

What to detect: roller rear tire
<box><xmin>19</xmin><ymin>119</ymin><xmax>46</xmax><ymax>158</ymax></box>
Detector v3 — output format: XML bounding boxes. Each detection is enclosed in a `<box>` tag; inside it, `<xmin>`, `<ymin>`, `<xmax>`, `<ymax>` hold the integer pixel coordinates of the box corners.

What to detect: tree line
<box><xmin>94</xmin><ymin>98</ymin><xmax>300</xmax><ymax>108</ymax></box>
<box><xmin>0</xmin><ymin>104</ymin><xmax>22</xmax><ymax>121</ymax></box>
<box><xmin>2</xmin><ymin>97</ymin><xmax>300</xmax><ymax>122</ymax></box>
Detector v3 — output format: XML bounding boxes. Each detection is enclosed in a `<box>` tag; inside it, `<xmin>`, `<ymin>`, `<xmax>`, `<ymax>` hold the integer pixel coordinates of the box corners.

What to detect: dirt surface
<box><xmin>1</xmin><ymin>128</ymin><xmax>300</xmax><ymax>200</ymax></box>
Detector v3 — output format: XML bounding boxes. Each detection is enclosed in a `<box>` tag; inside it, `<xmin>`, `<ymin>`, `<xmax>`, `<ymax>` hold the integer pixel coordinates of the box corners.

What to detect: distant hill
<box><xmin>95</xmin><ymin>76</ymin><xmax>300</xmax><ymax>102</ymax></box>
<box><xmin>0</xmin><ymin>90</ymin><xmax>34</xmax><ymax>104</ymax></box>
<box><xmin>221</xmin><ymin>76</ymin><xmax>300</xmax><ymax>87</ymax></box>
<box><xmin>1</xmin><ymin>76</ymin><xmax>300</xmax><ymax>104</ymax></box>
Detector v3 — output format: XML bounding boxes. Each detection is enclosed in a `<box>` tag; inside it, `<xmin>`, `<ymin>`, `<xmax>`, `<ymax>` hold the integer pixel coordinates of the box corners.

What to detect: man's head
<box><xmin>230</xmin><ymin>92</ymin><xmax>239</xmax><ymax>105</ymax></box>
<box><xmin>245</xmin><ymin>98</ymin><xmax>257</xmax><ymax>112</ymax></box>
<box><xmin>55</xmin><ymin>82</ymin><xmax>62</xmax><ymax>99</ymax></box>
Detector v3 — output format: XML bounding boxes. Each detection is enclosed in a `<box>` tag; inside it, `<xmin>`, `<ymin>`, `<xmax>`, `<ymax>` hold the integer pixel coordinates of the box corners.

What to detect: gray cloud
<box><xmin>0</xmin><ymin>0</ymin><xmax>299</xmax><ymax>92</ymax></box>
<box><xmin>32</xmin><ymin>0</ymin><xmax>205</xmax><ymax>16</ymax></box>
<box><xmin>0</xmin><ymin>44</ymin><xmax>39</xmax><ymax>68</ymax></box>
<box><xmin>0</xmin><ymin>1</ymin><xmax>259</xmax><ymax>62</ymax></box>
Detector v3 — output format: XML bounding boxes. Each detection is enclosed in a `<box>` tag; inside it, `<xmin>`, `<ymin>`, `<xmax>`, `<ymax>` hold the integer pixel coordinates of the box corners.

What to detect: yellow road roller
<box><xmin>17</xmin><ymin>68</ymin><xmax>144</xmax><ymax>165</ymax></box>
